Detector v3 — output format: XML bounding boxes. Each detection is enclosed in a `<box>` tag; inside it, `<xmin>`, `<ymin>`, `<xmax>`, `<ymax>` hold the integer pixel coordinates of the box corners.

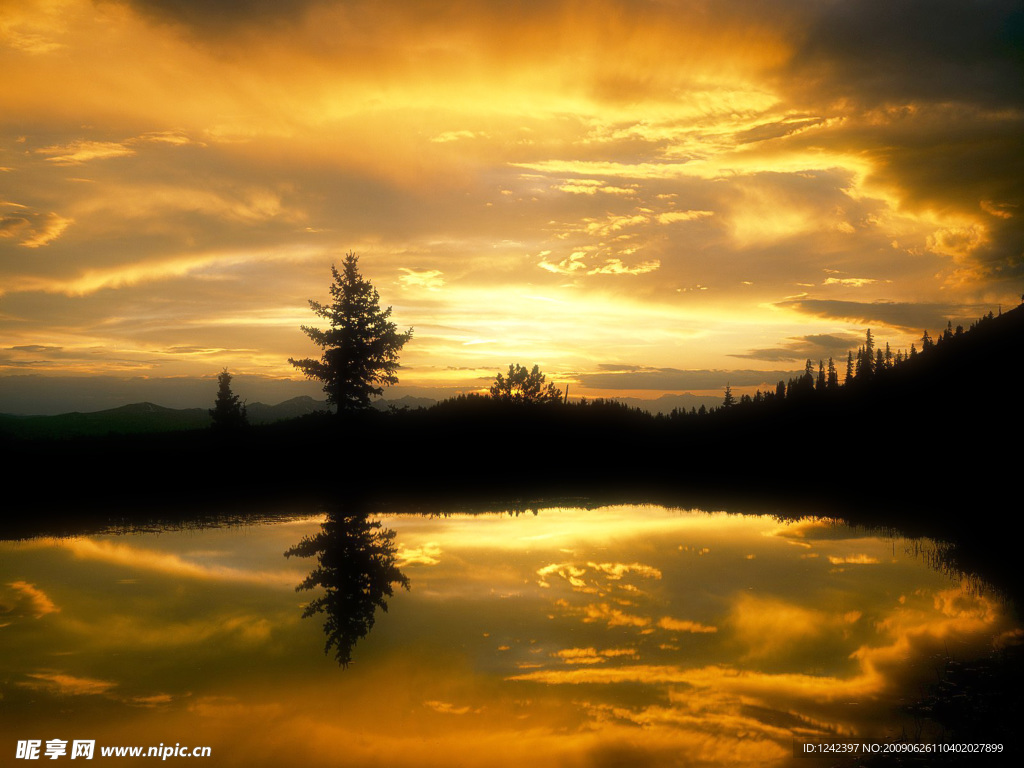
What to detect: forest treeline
<box><xmin>4</xmin><ymin>304</ymin><xmax>1021</xmax><ymax>530</ymax></box>
<box><xmin>708</xmin><ymin>311</ymin><xmax>1004</xmax><ymax>414</ymax></box>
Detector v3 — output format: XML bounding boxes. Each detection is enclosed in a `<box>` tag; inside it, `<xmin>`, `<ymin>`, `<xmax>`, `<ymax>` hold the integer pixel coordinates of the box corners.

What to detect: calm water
<box><xmin>1</xmin><ymin>505</ymin><xmax>1018</xmax><ymax>766</ymax></box>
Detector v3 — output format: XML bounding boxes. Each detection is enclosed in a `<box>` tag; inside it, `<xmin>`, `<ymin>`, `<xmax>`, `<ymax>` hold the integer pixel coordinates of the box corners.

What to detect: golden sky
<box><xmin>2</xmin><ymin>0</ymin><xmax>1021</xmax><ymax>411</ymax></box>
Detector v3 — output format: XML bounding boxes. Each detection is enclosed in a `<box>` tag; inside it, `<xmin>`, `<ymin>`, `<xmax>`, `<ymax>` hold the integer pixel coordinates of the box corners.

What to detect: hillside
<box><xmin>0</xmin><ymin>402</ymin><xmax>209</xmax><ymax>439</ymax></box>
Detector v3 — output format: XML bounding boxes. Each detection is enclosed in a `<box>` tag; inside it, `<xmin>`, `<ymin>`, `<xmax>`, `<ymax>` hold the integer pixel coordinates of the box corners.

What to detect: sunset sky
<box><xmin>2</xmin><ymin>0</ymin><xmax>1021</xmax><ymax>412</ymax></box>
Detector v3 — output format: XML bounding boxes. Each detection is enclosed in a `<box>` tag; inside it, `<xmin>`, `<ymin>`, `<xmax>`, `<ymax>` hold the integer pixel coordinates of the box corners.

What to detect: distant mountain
<box><xmin>0</xmin><ymin>389</ymin><xmax>732</xmax><ymax>439</ymax></box>
<box><xmin>0</xmin><ymin>402</ymin><xmax>210</xmax><ymax>439</ymax></box>
<box><xmin>245</xmin><ymin>396</ymin><xmax>328</xmax><ymax>424</ymax></box>
<box><xmin>0</xmin><ymin>394</ymin><xmax>444</xmax><ymax>438</ymax></box>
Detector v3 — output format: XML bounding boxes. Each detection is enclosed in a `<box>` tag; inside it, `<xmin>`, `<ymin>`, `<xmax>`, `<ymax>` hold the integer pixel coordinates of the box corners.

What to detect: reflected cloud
<box><xmin>128</xmin><ymin>693</ymin><xmax>176</xmax><ymax>707</ymax></box>
<box><xmin>54</xmin><ymin>610</ymin><xmax>278</xmax><ymax>651</ymax></box>
<box><xmin>827</xmin><ymin>554</ymin><xmax>881</xmax><ymax>565</ymax></box>
<box><xmin>728</xmin><ymin>594</ymin><xmax>836</xmax><ymax>661</ymax></box>
<box><xmin>507</xmin><ymin>662</ymin><xmax>887</xmax><ymax>718</ymax></box>
<box><xmin>56</xmin><ymin>538</ymin><xmax>298</xmax><ymax>587</ymax></box>
<box><xmin>555</xmin><ymin>647</ymin><xmax>637</xmax><ymax>665</ymax></box>
<box><xmin>1</xmin><ymin>580</ymin><xmax>59</xmax><ymax>619</ymax></box>
<box><xmin>582</xmin><ymin>603</ymin><xmax>651</xmax><ymax>629</ymax></box>
<box><xmin>396</xmin><ymin>542</ymin><xmax>442</xmax><ymax>566</ymax></box>
<box><xmin>657</xmin><ymin>617</ymin><xmax>717</xmax><ymax>634</ymax></box>
<box><xmin>536</xmin><ymin>561</ymin><xmax>661</xmax><ymax>593</ymax></box>
<box><xmin>423</xmin><ymin>700</ymin><xmax>477</xmax><ymax>715</ymax></box>
<box><xmin>19</xmin><ymin>670</ymin><xmax>117</xmax><ymax>696</ymax></box>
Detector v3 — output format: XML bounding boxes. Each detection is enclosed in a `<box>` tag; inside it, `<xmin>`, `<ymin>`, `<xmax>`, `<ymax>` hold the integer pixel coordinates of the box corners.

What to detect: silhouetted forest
<box><xmin>4</xmin><ymin>304</ymin><xmax>1022</xmax><ymax>588</ymax></box>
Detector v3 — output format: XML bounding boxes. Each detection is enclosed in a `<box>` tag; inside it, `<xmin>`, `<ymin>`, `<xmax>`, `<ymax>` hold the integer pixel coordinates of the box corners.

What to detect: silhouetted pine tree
<box><xmin>210</xmin><ymin>369</ymin><xmax>247</xmax><ymax>431</ymax></box>
<box><xmin>289</xmin><ymin>253</ymin><xmax>413</xmax><ymax>412</ymax></box>
<box><xmin>722</xmin><ymin>384</ymin><xmax>736</xmax><ymax>408</ymax></box>
<box><xmin>826</xmin><ymin>357</ymin><xmax>839</xmax><ymax>390</ymax></box>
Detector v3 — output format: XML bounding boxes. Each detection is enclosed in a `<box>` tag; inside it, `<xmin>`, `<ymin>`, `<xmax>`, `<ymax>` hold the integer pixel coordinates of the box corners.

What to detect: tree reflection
<box><xmin>285</xmin><ymin>504</ymin><xmax>409</xmax><ymax>666</ymax></box>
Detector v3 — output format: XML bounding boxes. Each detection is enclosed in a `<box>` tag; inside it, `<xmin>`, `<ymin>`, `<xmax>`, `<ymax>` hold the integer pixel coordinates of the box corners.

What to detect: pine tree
<box><xmin>210</xmin><ymin>368</ymin><xmax>247</xmax><ymax>431</ymax></box>
<box><xmin>289</xmin><ymin>253</ymin><xmax>413</xmax><ymax>411</ymax></box>
<box><xmin>722</xmin><ymin>383</ymin><xmax>736</xmax><ymax>408</ymax></box>
<box><xmin>857</xmin><ymin>329</ymin><xmax>875</xmax><ymax>380</ymax></box>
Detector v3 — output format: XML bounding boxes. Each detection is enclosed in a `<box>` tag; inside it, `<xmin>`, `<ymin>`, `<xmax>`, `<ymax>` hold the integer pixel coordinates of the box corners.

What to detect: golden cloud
<box><xmin>657</xmin><ymin>617</ymin><xmax>718</xmax><ymax>634</ymax></box>
<box><xmin>19</xmin><ymin>670</ymin><xmax>117</xmax><ymax>696</ymax></box>
<box><xmin>2</xmin><ymin>580</ymin><xmax>60</xmax><ymax>619</ymax></box>
<box><xmin>57</xmin><ymin>538</ymin><xmax>298</xmax><ymax>587</ymax></box>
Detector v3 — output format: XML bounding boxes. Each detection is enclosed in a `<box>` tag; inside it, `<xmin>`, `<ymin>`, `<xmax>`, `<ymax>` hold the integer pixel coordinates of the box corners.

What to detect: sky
<box><xmin>2</xmin><ymin>0</ymin><xmax>1022</xmax><ymax>413</ymax></box>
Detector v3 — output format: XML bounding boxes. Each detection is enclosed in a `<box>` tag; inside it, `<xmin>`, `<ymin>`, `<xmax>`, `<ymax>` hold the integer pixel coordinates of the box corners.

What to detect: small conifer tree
<box><xmin>210</xmin><ymin>369</ymin><xmax>247</xmax><ymax>430</ymax></box>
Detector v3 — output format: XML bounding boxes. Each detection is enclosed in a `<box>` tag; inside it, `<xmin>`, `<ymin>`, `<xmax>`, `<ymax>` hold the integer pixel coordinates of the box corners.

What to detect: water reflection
<box><xmin>284</xmin><ymin>503</ymin><xmax>408</xmax><ymax>666</ymax></box>
<box><xmin>0</xmin><ymin>506</ymin><xmax>1018</xmax><ymax>767</ymax></box>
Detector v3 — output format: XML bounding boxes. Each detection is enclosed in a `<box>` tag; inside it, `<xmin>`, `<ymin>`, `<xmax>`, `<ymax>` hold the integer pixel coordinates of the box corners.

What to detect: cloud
<box><xmin>398</xmin><ymin>268</ymin><xmax>445</xmax><ymax>291</ymax></box>
<box><xmin>775</xmin><ymin>0</ymin><xmax>1024</xmax><ymax>282</ymax></box>
<box><xmin>827</xmin><ymin>554</ymin><xmax>880</xmax><ymax>565</ymax></box>
<box><xmin>423</xmin><ymin>700</ymin><xmax>476</xmax><ymax>715</ymax></box>
<box><xmin>776</xmin><ymin>299</ymin><xmax>986</xmax><ymax>333</ymax></box>
<box><xmin>37</xmin><ymin>140</ymin><xmax>136</xmax><ymax>165</ymax></box>
<box><xmin>505</xmin><ymin>662</ymin><xmax>880</xmax><ymax>702</ymax></box>
<box><xmin>786</xmin><ymin>0</ymin><xmax>1024</xmax><ymax>108</ymax></box>
<box><xmin>19</xmin><ymin>671</ymin><xmax>117</xmax><ymax>696</ymax></box>
<box><xmin>113</xmin><ymin>0</ymin><xmax>325</xmax><ymax>35</ymax></box>
<box><xmin>10</xmin><ymin>344</ymin><xmax>64</xmax><ymax>353</ymax></box>
<box><xmin>554</xmin><ymin>647</ymin><xmax>638</xmax><ymax>665</ymax></box>
<box><xmin>728</xmin><ymin>594</ymin><xmax>831</xmax><ymax>661</ymax></box>
<box><xmin>656</xmin><ymin>617</ymin><xmax>717</xmax><ymax>634</ymax></box>
<box><xmin>58</xmin><ymin>538</ymin><xmax>298</xmax><ymax>587</ymax></box>
<box><xmin>586</xmin><ymin>258</ymin><xmax>661</xmax><ymax>276</ymax></box>
<box><xmin>554</xmin><ymin>179</ymin><xmax>637</xmax><ymax>197</ymax></box>
<box><xmin>1</xmin><ymin>581</ymin><xmax>60</xmax><ymax>620</ymax></box>
<box><xmin>583</xmin><ymin>603</ymin><xmax>650</xmax><ymax>628</ymax></box>
<box><xmin>0</xmin><ymin>204</ymin><xmax>72</xmax><ymax>248</ymax></box>
<box><xmin>577</xmin><ymin>367</ymin><xmax>802</xmax><ymax>391</ymax></box>
<box><xmin>822</xmin><ymin>277</ymin><xmax>877</xmax><ymax>288</ymax></box>
<box><xmin>731</xmin><ymin>333</ymin><xmax>862</xmax><ymax>363</ymax></box>
<box><xmin>396</xmin><ymin>542</ymin><xmax>442</xmax><ymax>566</ymax></box>
<box><xmin>536</xmin><ymin>561</ymin><xmax>661</xmax><ymax>592</ymax></box>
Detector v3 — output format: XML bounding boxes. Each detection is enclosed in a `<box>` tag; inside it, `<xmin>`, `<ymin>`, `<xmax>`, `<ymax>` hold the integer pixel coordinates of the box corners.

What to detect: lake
<box><xmin>1</xmin><ymin>504</ymin><xmax>1018</xmax><ymax>766</ymax></box>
